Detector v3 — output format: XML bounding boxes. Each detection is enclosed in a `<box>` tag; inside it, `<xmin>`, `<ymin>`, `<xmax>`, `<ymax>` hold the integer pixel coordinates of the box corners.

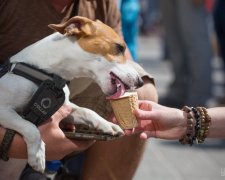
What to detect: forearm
<box><xmin>0</xmin><ymin>126</ymin><xmax>27</xmax><ymax>159</ymax></box>
<box><xmin>207</xmin><ymin>107</ymin><xmax>225</xmax><ymax>138</ymax></box>
<box><xmin>137</xmin><ymin>76</ymin><xmax>158</xmax><ymax>102</ymax></box>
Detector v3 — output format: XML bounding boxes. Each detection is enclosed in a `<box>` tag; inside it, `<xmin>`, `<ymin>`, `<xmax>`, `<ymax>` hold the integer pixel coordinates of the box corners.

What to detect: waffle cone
<box><xmin>110</xmin><ymin>92</ymin><xmax>138</xmax><ymax>129</ymax></box>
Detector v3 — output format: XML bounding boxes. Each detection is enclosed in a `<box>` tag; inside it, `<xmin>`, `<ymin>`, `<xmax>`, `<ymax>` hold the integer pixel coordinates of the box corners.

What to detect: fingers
<box><xmin>140</xmin><ymin>131</ymin><xmax>156</xmax><ymax>139</ymax></box>
<box><xmin>138</xmin><ymin>100</ymin><xmax>164</xmax><ymax>111</ymax></box>
<box><xmin>134</xmin><ymin>108</ymin><xmax>154</xmax><ymax>120</ymax></box>
<box><xmin>51</xmin><ymin>105</ymin><xmax>72</xmax><ymax>123</ymax></box>
<box><xmin>124</xmin><ymin>129</ymin><xmax>132</xmax><ymax>135</ymax></box>
<box><xmin>124</xmin><ymin>129</ymin><xmax>140</xmax><ymax>135</ymax></box>
<box><xmin>124</xmin><ymin>130</ymin><xmax>156</xmax><ymax>139</ymax></box>
<box><xmin>139</xmin><ymin>101</ymin><xmax>152</xmax><ymax>111</ymax></box>
<box><xmin>62</xmin><ymin>123</ymin><xmax>76</xmax><ymax>131</ymax></box>
<box><xmin>135</xmin><ymin>101</ymin><xmax>154</xmax><ymax>120</ymax></box>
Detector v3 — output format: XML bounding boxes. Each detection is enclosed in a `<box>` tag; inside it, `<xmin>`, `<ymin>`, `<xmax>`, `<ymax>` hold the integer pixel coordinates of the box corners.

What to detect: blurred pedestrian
<box><xmin>213</xmin><ymin>0</ymin><xmax>225</xmax><ymax>105</ymax></box>
<box><xmin>159</xmin><ymin>0</ymin><xmax>213</xmax><ymax>108</ymax></box>
<box><xmin>139</xmin><ymin>0</ymin><xmax>160</xmax><ymax>35</ymax></box>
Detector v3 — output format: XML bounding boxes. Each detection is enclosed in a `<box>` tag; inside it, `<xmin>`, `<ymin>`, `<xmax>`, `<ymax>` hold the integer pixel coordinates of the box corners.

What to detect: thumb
<box><xmin>134</xmin><ymin>108</ymin><xmax>153</xmax><ymax>120</ymax></box>
<box><xmin>140</xmin><ymin>131</ymin><xmax>156</xmax><ymax>139</ymax></box>
<box><xmin>51</xmin><ymin>105</ymin><xmax>72</xmax><ymax>124</ymax></box>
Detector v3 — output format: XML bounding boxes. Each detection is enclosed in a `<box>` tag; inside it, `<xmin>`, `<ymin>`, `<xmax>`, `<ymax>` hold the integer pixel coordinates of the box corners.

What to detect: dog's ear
<box><xmin>48</xmin><ymin>16</ymin><xmax>95</xmax><ymax>36</ymax></box>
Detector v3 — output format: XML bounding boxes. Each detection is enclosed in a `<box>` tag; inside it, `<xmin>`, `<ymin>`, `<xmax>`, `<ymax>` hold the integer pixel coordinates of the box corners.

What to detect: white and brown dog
<box><xmin>0</xmin><ymin>16</ymin><xmax>143</xmax><ymax>173</ymax></box>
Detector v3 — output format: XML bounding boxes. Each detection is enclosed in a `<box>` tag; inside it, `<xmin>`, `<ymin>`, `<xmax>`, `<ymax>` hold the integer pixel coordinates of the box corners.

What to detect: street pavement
<box><xmin>133</xmin><ymin>35</ymin><xmax>225</xmax><ymax>180</ymax></box>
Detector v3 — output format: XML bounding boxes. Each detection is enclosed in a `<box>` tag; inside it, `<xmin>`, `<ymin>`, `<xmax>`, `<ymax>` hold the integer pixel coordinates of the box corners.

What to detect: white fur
<box><xmin>0</xmin><ymin>32</ymin><xmax>141</xmax><ymax>173</ymax></box>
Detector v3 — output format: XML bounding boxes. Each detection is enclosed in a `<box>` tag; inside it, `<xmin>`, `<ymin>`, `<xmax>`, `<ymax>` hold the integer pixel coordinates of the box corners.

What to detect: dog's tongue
<box><xmin>106</xmin><ymin>77</ymin><xmax>125</xmax><ymax>100</ymax></box>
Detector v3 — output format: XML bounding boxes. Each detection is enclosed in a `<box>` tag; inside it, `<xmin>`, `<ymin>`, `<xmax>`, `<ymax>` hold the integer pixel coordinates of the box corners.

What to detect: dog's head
<box><xmin>49</xmin><ymin>16</ymin><xmax>143</xmax><ymax>99</ymax></box>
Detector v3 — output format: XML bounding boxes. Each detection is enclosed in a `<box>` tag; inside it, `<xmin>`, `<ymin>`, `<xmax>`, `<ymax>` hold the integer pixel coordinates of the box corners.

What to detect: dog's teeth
<box><xmin>117</xmin><ymin>84</ymin><xmax>121</xmax><ymax>89</ymax></box>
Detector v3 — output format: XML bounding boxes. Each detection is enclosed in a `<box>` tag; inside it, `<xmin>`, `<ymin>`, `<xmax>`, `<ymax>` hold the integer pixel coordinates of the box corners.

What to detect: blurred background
<box><xmin>118</xmin><ymin>0</ymin><xmax>225</xmax><ymax>179</ymax></box>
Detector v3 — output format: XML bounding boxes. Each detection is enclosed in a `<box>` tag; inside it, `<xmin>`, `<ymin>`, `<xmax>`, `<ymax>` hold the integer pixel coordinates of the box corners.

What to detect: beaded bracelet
<box><xmin>179</xmin><ymin>106</ymin><xmax>211</xmax><ymax>145</ymax></box>
<box><xmin>195</xmin><ymin>107</ymin><xmax>211</xmax><ymax>143</ymax></box>
<box><xmin>191</xmin><ymin>107</ymin><xmax>201</xmax><ymax>143</ymax></box>
<box><xmin>179</xmin><ymin>106</ymin><xmax>195</xmax><ymax>146</ymax></box>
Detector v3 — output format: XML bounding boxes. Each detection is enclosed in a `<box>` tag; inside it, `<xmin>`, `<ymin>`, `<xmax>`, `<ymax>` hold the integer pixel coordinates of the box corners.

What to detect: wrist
<box><xmin>178</xmin><ymin>109</ymin><xmax>188</xmax><ymax>139</ymax></box>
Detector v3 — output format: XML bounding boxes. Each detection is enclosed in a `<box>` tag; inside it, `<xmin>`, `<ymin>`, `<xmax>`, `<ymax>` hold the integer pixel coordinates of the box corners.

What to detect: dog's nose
<box><xmin>136</xmin><ymin>77</ymin><xmax>144</xmax><ymax>88</ymax></box>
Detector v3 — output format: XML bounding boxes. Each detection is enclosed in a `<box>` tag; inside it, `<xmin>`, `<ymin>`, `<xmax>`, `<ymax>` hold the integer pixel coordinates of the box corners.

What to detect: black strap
<box><xmin>0</xmin><ymin>129</ymin><xmax>15</xmax><ymax>161</ymax></box>
<box><xmin>12</xmin><ymin>63</ymin><xmax>67</xmax><ymax>88</ymax></box>
<box><xmin>0</xmin><ymin>62</ymin><xmax>67</xmax><ymax>88</ymax></box>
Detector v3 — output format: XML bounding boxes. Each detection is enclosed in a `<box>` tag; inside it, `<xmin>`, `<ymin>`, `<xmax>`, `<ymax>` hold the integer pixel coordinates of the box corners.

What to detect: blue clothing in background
<box><xmin>120</xmin><ymin>0</ymin><xmax>140</xmax><ymax>61</ymax></box>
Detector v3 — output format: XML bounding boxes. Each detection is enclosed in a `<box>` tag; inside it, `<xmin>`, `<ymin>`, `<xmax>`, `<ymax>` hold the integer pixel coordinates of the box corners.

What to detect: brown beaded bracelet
<box><xmin>195</xmin><ymin>107</ymin><xmax>211</xmax><ymax>144</ymax></box>
<box><xmin>179</xmin><ymin>106</ymin><xmax>195</xmax><ymax>146</ymax></box>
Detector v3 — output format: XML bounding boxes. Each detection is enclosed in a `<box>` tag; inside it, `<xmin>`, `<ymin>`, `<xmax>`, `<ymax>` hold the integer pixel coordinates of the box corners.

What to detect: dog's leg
<box><xmin>64</xmin><ymin>102</ymin><xmax>124</xmax><ymax>135</ymax></box>
<box><xmin>63</xmin><ymin>85</ymin><xmax>123</xmax><ymax>135</ymax></box>
<box><xmin>0</xmin><ymin>108</ymin><xmax>45</xmax><ymax>172</ymax></box>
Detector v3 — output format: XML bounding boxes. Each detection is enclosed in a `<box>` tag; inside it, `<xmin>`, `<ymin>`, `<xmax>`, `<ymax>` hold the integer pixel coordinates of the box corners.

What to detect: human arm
<box><xmin>206</xmin><ymin>107</ymin><xmax>225</xmax><ymax>138</ymax></box>
<box><xmin>0</xmin><ymin>105</ymin><xmax>95</xmax><ymax>160</ymax></box>
<box><xmin>134</xmin><ymin>100</ymin><xmax>225</xmax><ymax>139</ymax></box>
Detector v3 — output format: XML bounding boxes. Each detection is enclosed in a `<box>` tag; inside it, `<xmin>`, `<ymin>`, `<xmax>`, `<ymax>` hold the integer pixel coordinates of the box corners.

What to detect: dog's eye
<box><xmin>115</xmin><ymin>43</ymin><xmax>126</xmax><ymax>54</ymax></box>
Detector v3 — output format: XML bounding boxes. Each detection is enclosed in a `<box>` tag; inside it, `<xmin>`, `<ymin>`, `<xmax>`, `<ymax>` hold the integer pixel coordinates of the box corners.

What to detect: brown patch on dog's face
<box><xmin>48</xmin><ymin>16</ymin><xmax>126</xmax><ymax>63</ymax></box>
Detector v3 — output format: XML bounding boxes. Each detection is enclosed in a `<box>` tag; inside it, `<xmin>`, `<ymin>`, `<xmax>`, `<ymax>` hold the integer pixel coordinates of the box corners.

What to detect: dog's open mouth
<box><xmin>106</xmin><ymin>72</ymin><xmax>128</xmax><ymax>100</ymax></box>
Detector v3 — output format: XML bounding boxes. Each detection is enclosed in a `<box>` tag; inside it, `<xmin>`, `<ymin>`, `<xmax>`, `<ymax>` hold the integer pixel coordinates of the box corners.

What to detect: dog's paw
<box><xmin>27</xmin><ymin>140</ymin><xmax>46</xmax><ymax>173</ymax></box>
<box><xmin>100</xmin><ymin>122</ymin><xmax>124</xmax><ymax>136</ymax></box>
<box><xmin>111</xmin><ymin>123</ymin><xmax>124</xmax><ymax>135</ymax></box>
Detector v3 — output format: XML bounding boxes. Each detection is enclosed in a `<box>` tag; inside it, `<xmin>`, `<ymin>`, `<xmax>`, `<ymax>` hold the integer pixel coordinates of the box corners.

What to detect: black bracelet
<box><xmin>0</xmin><ymin>129</ymin><xmax>16</xmax><ymax>161</ymax></box>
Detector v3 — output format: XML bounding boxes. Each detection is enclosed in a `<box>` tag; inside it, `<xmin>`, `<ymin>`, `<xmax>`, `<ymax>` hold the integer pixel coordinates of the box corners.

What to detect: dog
<box><xmin>0</xmin><ymin>16</ymin><xmax>143</xmax><ymax>173</ymax></box>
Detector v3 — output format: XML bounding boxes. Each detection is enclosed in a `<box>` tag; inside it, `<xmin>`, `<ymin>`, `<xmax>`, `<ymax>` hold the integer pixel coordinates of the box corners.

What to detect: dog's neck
<box><xmin>10</xmin><ymin>33</ymin><xmax>95</xmax><ymax>81</ymax></box>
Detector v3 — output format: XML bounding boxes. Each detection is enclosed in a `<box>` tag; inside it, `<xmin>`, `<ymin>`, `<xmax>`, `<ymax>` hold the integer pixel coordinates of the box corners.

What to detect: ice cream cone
<box><xmin>110</xmin><ymin>92</ymin><xmax>138</xmax><ymax>129</ymax></box>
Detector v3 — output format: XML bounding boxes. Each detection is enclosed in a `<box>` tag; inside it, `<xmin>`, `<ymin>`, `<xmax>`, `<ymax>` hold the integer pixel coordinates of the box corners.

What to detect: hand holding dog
<box><xmin>131</xmin><ymin>101</ymin><xmax>187</xmax><ymax>140</ymax></box>
<box><xmin>40</xmin><ymin>105</ymin><xmax>95</xmax><ymax>160</ymax></box>
<box><xmin>6</xmin><ymin>105</ymin><xmax>95</xmax><ymax>160</ymax></box>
